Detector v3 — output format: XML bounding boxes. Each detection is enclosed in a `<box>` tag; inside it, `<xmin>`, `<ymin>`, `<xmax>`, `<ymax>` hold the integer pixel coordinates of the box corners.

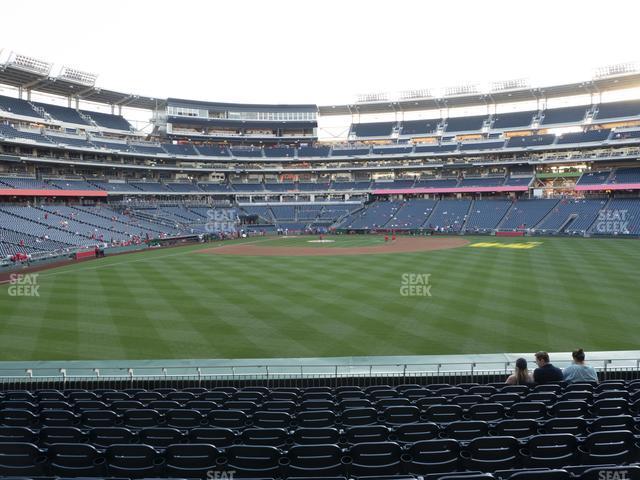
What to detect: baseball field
<box><xmin>0</xmin><ymin>235</ymin><xmax>639</xmax><ymax>361</ymax></box>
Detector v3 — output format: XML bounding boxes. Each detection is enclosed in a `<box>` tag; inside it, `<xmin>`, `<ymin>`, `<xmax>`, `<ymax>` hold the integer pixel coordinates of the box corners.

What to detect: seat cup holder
<box><xmin>400</xmin><ymin>453</ymin><xmax>412</xmax><ymax>463</ymax></box>
<box><xmin>216</xmin><ymin>456</ymin><xmax>228</xmax><ymax>466</ymax></box>
<box><xmin>278</xmin><ymin>456</ymin><xmax>290</xmax><ymax>466</ymax></box>
<box><xmin>341</xmin><ymin>455</ymin><xmax>353</xmax><ymax>465</ymax></box>
<box><xmin>93</xmin><ymin>457</ymin><xmax>106</xmax><ymax>466</ymax></box>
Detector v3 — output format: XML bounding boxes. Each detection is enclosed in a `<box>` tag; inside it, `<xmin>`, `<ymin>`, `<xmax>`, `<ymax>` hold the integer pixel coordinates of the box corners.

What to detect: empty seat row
<box><xmin>3</xmin><ymin>415</ymin><xmax>640</xmax><ymax>448</ymax></box>
<box><xmin>0</xmin><ymin>431</ymin><xmax>638</xmax><ymax>478</ymax></box>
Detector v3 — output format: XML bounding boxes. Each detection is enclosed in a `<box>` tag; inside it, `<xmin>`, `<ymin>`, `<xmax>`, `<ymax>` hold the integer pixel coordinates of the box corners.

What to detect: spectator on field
<box><xmin>533</xmin><ymin>351</ymin><xmax>564</xmax><ymax>384</ymax></box>
<box><xmin>506</xmin><ymin>357</ymin><xmax>534</xmax><ymax>385</ymax></box>
<box><xmin>563</xmin><ymin>348</ymin><xmax>598</xmax><ymax>383</ymax></box>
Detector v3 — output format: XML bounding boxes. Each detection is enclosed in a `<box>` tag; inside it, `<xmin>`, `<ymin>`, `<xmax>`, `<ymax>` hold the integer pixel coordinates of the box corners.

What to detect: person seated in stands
<box><xmin>506</xmin><ymin>357</ymin><xmax>533</xmax><ymax>384</ymax></box>
<box><xmin>563</xmin><ymin>348</ymin><xmax>598</xmax><ymax>383</ymax></box>
<box><xmin>533</xmin><ymin>351</ymin><xmax>564</xmax><ymax>384</ymax></box>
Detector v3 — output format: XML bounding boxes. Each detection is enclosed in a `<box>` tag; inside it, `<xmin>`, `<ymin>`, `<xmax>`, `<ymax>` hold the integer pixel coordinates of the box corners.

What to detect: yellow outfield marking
<box><xmin>469</xmin><ymin>241</ymin><xmax>543</xmax><ymax>249</ymax></box>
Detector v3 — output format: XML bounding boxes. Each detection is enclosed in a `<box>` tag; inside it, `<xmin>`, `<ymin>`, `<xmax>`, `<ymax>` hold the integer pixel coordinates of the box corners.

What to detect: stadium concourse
<box><xmin>2</xmin><ymin>53</ymin><xmax>640</xmax><ymax>479</ymax></box>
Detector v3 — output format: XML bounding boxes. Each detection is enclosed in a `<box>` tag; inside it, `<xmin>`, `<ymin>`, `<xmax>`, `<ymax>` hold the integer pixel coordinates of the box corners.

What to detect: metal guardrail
<box><xmin>1</xmin><ymin>358</ymin><xmax>639</xmax><ymax>389</ymax></box>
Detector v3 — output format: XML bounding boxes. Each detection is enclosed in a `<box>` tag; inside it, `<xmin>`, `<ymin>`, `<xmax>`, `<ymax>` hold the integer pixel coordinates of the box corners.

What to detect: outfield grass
<box><xmin>1</xmin><ymin>235</ymin><xmax>639</xmax><ymax>360</ymax></box>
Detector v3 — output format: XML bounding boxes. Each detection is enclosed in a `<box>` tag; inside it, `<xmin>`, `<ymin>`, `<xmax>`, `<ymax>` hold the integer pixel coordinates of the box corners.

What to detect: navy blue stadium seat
<box><xmin>0</xmin><ymin>442</ymin><xmax>47</xmax><ymax>475</ymax></box>
<box><xmin>499</xmin><ymin>468</ymin><xmax>571</xmax><ymax>479</ymax></box>
<box><xmin>347</xmin><ymin>441</ymin><xmax>403</xmax><ymax>476</ymax></box>
<box><xmin>541</xmin><ymin>417</ymin><xmax>588</xmax><ymax>436</ymax></box>
<box><xmin>493</xmin><ymin>419</ymin><xmax>538</xmax><ymax>439</ymax></box>
<box><xmin>188</xmin><ymin>427</ymin><xmax>237</xmax><ymax>447</ymax></box>
<box><xmin>165</xmin><ymin>408</ymin><xmax>204</xmax><ymax>428</ymax></box>
<box><xmin>88</xmin><ymin>426</ymin><xmax>136</xmax><ymax>447</ymax></box>
<box><xmin>443</xmin><ymin>420</ymin><xmax>490</xmax><ymax>440</ymax></box>
<box><xmin>223</xmin><ymin>445</ymin><xmax>283</xmax><ymax>477</ymax></box>
<box><xmin>591</xmin><ymin>398</ymin><xmax>629</xmax><ymax>417</ymax></box>
<box><xmin>39</xmin><ymin>426</ymin><xmax>85</xmax><ymax>445</ymax></box>
<box><xmin>207</xmin><ymin>409</ymin><xmax>248</xmax><ymax>429</ymax></box>
<box><xmin>404</xmin><ymin>438</ymin><xmax>460</xmax><ymax>474</ymax></box>
<box><xmin>520</xmin><ymin>433</ymin><xmax>578</xmax><ymax>468</ymax></box>
<box><xmin>589</xmin><ymin>415</ymin><xmax>635</xmax><ymax>433</ymax></box>
<box><xmin>110</xmin><ymin>399</ymin><xmax>144</xmax><ymax>413</ymax></box>
<box><xmin>138</xmin><ymin>427</ymin><xmax>186</xmax><ymax>447</ymax></box>
<box><xmin>461</xmin><ymin>436</ymin><xmax>520</xmax><ymax>471</ymax></box>
<box><xmin>0</xmin><ymin>409</ymin><xmax>38</xmax><ymax>427</ymax></box>
<box><xmin>509</xmin><ymin>402</ymin><xmax>546</xmax><ymax>420</ymax></box>
<box><xmin>297</xmin><ymin>409</ymin><xmax>337</xmax><ymax>428</ymax></box>
<box><xmin>48</xmin><ymin>443</ymin><xmax>106</xmax><ymax>476</ymax></box>
<box><xmin>75</xmin><ymin>400</ymin><xmax>109</xmax><ymax>411</ymax></box>
<box><xmin>185</xmin><ymin>399</ymin><xmax>220</xmax><ymax>413</ymax></box>
<box><xmin>252</xmin><ymin>410</ymin><xmax>292</xmax><ymax>429</ymax></box>
<box><xmin>0</xmin><ymin>426</ymin><xmax>37</xmax><ymax>443</ymax></box>
<box><xmin>467</xmin><ymin>403</ymin><xmax>505</xmax><ymax>422</ymax></box>
<box><xmin>39</xmin><ymin>409</ymin><xmax>80</xmax><ymax>427</ymax></box>
<box><xmin>105</xmin><ymin>443</ymin><xmax>164</xmax><ymax>478</ymax></box>
<box><xmin>241</xmin><ymin>427</ymin><xmax>289</xmax><ymax>447</ymax></box>
<box><xmin>423</xmin><ymin>405</ymin><xmax>464</xmax><ymax>423</ymax></box>
<box><xmin>39</xmin><ymin>400</ymin><xmax>73</xmax><ymax>410</ymax></box>
<box><xmin>164</xmin><ymin>443</ymin><xmax>223</xmax><ymax>477</ymax></box>
<box><xmin>345</xmin><ymin>425</ymin><xmax>390</xmax><ymax>444</ymax></box>
<box><xmin>341</xmin><ymin>407</ymin><xmax>378</xmax><ymax>426</ymax></box>
<box><xmin>549</xmin><ymin>400</ymin><xmax>589</xmax><ymax>418</ymax></box>
<box><xmin>393</xmin><ymin>422</ymin><xmax>439</xmax><ymax>444</ymax></box>
<box><xmin>381</xmin><ymin>405</ymin><xmax>421</xmax><ymax>425</ymax></box>
<box><xmin>285</xmin><ymin>444</ymin><xmax>346</xmax><ymax>477</ymax></box>
<box><xmin>224</xmin><ymin>400</ymin><xmax>258</xmax><ymax>413</ymax></box>
<box><xmin>292</xmin><ymin>427</ymin><xmax>341</xmax><ymax>445</ymax></box>
<box><xmin>80</xmin><ymin>409</ymin><xmax>119</xmax><ymax>427</ymax></box>
<box><xmin>577</xmin><ymin>430</ymin><xmax>637</xmax><ymax>464</ymax></box>
<box><xmin>123</xmin><ymin>408</ymin><xmax>161</xmax><ymax>428</ymax></box>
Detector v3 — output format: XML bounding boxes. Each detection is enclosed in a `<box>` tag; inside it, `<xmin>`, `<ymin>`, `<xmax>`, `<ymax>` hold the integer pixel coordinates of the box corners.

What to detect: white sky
<box><xmin>1</xmin><ymin>0</ymin><xmax>639</xmax><ymax>106</ymax></box>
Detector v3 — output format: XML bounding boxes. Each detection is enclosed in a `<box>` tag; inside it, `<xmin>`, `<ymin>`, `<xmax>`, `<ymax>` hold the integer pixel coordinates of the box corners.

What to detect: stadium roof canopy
<box><xmin>168</xmin><ymin>98</ymin><xmax>317</xmax><ymax>112</ymax></box>
<box><xmin>319</xmin><ymin>71</ymin><xmax>640</xmax><ymax>116</ymax></box>
<box><xmin>0</xmin><ymin>53</ymin><xmax>163</xmax><ymax>110</ymax></box>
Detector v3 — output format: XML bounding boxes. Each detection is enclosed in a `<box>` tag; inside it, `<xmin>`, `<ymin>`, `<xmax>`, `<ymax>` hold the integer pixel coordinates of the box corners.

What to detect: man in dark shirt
<box><xmin>533</xmin><ymin>351</ymin><xmax>564</xmax><ymax>384</ymax></box>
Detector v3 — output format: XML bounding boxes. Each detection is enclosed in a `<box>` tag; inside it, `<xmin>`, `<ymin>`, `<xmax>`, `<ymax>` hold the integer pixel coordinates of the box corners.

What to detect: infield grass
<box><xmin>1</xmin><ymin>235</ymin><xmax>639</xmax><ymax>360</ymax></box>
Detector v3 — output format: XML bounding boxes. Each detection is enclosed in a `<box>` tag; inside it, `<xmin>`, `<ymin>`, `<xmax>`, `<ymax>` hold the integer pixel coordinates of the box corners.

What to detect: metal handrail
<box><xmin>1</xmin><ymin>357</ymin><xmax>639</xmax><ymax>381</ymax></box>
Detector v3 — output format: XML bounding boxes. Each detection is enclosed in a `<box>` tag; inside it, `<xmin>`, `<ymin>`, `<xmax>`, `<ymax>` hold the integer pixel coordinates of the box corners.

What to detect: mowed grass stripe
<box><xmin>1</xmin><ymin>236</ymin><xmax>639</xmax><ymax>359</ymax></box>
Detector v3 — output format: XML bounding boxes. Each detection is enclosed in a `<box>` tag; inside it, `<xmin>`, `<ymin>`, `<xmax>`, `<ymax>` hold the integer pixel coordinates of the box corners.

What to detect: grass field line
<box><xmin>0</xmin><ymin>237</ymin><xmax>275</xmax><ymax>284</ymax></box>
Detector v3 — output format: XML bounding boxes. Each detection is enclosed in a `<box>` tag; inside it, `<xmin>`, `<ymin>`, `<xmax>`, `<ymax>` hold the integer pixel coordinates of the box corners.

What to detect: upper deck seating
<box><xmin>351</xmin><ymin>122</ymin><xmax>395</xmax><ymax>137</ymax></box>
<box><xmin>540</xmin><ymin>106</ymin><xmax>588</xmax><ymax>125</ymax></box>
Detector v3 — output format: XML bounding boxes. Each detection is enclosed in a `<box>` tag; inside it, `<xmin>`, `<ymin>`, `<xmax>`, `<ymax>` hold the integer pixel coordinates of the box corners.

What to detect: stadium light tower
<box><xmin>490</xmin><ymin>78</ymin><xmax>530</xmax><ymax>92</ymax></box>
<box><xmin>399</xmin><ymin>88</ymin><xmax>433</xmax><ymax>100</ymax></box>
<box><xmin>356</xmin><ymin>92</ymin><xmax>390</xmax><ymax>103</ymax></box>
<box><xmin>58</xmin><ymin>66</ymin><xmax>98</xmax><ymax>87</ymax></box>
<box><xmin>6</xmin><ymin>52</ymin><xmax>52</xmax><ymax>76</ymax></box>
<box><xmin>443</xmin><ymin>83</ymin><xmax>480</xmax><ymax>97</ymax></box>
<box><xmin>594</xmin><ymin>62</ymin><xmax>640</xmax><ymax>79</ymax></box>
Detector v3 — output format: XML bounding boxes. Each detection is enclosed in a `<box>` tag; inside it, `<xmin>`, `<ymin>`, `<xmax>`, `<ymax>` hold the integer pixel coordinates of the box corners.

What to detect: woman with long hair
<box><xmin>506</xmin><ymin>357</ymin><xmax>534</xmax><ymax>384</ymax></box>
